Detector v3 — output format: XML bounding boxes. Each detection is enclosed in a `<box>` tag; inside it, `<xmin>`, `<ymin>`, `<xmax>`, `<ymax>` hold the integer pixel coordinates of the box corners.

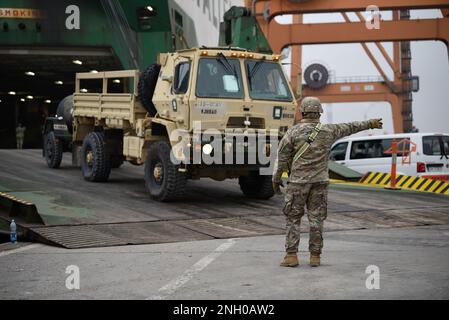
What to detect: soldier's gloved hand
<box><xmin>369</xmin><ymin>118</ymin><xmax>383</xmax><ymax>129</ymax></box>
<box><xmin>272</xmin><ymin>180</ymin><xmax>284</xmax><ymax>194</ymax></box>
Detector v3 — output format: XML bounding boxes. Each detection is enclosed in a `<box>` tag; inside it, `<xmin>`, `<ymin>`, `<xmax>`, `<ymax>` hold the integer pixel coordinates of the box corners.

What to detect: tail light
<box><xmin>417</xmin><ymin>162</ymin><xmax>426</xmax><ymax>173</ymax></box>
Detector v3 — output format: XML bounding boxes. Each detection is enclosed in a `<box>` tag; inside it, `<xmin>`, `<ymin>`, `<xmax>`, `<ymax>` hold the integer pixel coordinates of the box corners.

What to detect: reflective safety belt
<box><xmin>290</xmin><ymin>122</ymin><xmax>323</xmax><ymax>169</ymax></box>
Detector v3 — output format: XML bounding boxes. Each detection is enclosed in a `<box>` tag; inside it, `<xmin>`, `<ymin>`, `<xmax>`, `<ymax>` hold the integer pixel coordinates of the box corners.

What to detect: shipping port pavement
<box><xmin>0</xmin><ymin>150</ymin><xmax>448</xmax><ymax>299</ymax></box>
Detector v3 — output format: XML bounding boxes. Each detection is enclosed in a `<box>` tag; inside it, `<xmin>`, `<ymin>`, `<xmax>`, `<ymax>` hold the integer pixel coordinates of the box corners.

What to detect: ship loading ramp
<box><xmin>1</xmin><ymin>150</ymin><xmax>448</xmax><ymax>249</ymax></box>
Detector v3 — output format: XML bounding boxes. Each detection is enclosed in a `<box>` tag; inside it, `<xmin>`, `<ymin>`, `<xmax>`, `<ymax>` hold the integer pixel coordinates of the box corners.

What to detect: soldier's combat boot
<box><xmin>310</xmin><ymin>253</ymin><xmax>320</xmax><ymax>267</ymax></box>
<box><xmin>280</xmin><ymin>252</ymin><xmax>299</xmax><ymax>267</ymax></box>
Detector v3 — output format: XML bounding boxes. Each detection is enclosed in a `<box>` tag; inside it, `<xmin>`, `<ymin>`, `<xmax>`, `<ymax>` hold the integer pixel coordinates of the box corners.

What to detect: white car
<box><xmin>330</xmin><ymin>133</ymin><xmax>449</xmax><ymax>181</ymax></box>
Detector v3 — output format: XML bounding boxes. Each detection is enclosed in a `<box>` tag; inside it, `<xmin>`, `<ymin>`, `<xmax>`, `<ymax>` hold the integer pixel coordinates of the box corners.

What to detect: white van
<box><xmin>330</xmin><ymin>133</ymin><xmax>449</xmax><ymax>181</ymax></box>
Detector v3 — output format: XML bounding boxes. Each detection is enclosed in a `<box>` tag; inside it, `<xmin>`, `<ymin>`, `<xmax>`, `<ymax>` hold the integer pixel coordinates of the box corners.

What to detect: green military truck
<box><xmin>42</xmin><ymin>47</ymin><xmax>297</xmax><ymax>201</ymax></box>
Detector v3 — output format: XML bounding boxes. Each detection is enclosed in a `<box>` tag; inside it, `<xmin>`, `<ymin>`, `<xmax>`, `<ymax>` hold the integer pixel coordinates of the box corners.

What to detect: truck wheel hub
<box><xmin>86</xmin><ymin>151</ymin><xmax>94</xmax><ymax>166</ymax></box>
<box><xmin>153</xmin><ymin>163</ymin><xmax>163</xmax><ymax>183</ymax></box>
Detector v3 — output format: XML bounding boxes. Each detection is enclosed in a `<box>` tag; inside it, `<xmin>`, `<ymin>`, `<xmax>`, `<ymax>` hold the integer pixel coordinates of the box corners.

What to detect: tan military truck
<box><xmin>43</xmin><ymin>47</ymin><xmax>297</xmax><ymax>201</ymax></box>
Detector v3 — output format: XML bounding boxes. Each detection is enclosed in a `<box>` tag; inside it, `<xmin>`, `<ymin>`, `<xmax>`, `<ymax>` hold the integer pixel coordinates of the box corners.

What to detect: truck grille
<box><xmin>226</xmin><ymin>117</ymin><xmax>265</xmax><ymax>129</ymax></box>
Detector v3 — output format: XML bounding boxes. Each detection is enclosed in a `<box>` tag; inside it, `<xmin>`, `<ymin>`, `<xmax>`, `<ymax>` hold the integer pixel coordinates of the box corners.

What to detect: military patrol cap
<box><xmin>300</xmin><ymin>97</ymin><xmax>323</xmax><ymax>113</ymax></box>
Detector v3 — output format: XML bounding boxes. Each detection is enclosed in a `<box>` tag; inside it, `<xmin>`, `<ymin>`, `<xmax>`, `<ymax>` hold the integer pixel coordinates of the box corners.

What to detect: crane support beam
<box><xmin>302</xmin><ymin>82</ymin><xmax>403</xmax><ymax>132</ymax></box>
<box><xmin>353</xmin><ymin>12</ymin><xmax>396</xmax><ymax>71</ymax></box>
<box><xmin>262</xmin><ymin>17</ymin><xmax>449</xmax><ymax>53</ymax></box>
<box><xmin>255</xmin><ymin>0</ymin><xmax>449</xmax><ymax>19</ymax></box>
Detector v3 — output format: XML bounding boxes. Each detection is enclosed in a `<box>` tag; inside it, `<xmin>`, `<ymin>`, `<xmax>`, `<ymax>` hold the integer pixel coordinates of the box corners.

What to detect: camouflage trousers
<box><xmin>283</xmin><ymin>182</ymin><xmax>328</xmax><ymax>254</ymax></box>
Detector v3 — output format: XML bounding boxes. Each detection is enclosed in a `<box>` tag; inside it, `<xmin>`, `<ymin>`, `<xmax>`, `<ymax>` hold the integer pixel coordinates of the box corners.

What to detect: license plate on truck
<box><xmin>53</xmin><ymin>124</ymin><xmax>68</xmax><ymax>131</ymax></box>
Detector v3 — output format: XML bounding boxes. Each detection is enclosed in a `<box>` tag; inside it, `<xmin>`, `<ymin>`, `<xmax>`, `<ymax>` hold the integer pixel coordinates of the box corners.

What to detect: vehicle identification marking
<box><xmin>200</xmin><ymin>109</ymin><xmax>217</xmax><ymax>115</ymax></box>
<box><xmin>195</xmin><ymin>101</ymin><xmax>226</xmax><ymax>116</ymax></box>
<box><xmin>195</xmin><ymin>101</ymin><xmax>224</xmax><ymax>108</ymax></box>
<box><xmin>53</xmin><ymin>124</ymin><xmax>68</xmax><ymax>131</ymax></box>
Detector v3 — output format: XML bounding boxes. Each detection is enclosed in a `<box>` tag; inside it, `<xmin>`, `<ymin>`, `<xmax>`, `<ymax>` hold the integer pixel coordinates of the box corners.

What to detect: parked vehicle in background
<box><xmin>330</xmin><ymin>133</ymin><xmax>449</xmax><ymax>181</ymax></box>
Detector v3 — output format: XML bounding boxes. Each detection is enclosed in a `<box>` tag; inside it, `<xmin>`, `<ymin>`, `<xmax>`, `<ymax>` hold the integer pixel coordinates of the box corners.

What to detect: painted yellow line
<box><xmin>418</xmin><ymin>179</ymin><xmax>433</xmax><ymax>191</ymax></box>
<box><xmin>396</xmin><ymin>175</ymin><xmax>409</xmax><ymax>186</ymax></box>
<box><xmin>379</xmin><ymin>173</ymin><xmax>391</xmax><ymax>185</ymax></box>
<box><xmin>359</xmin><ymin>172</ymin><xmax>449</xmax><ymax>195</ymax></box>
<box><xmin>373</xmin><ymin>172</ymin><xmax>384</xmax><ymax>184</ymax></box>
<box><xmin>364</xmin><ymin>172</ymin><xmax>378</xmax><ymax>184</ymax></box>
<box><xmin>362</xmin><ymin>172</ymin><xmax>376</xmax><ymax>184</ymax></box>
<box><xmin>428</xmin><ymin>181</ymin><xmax>443</xmax><ymax>193</ymax></box>
<box><xmin>435</xmin><ymin>183</ymin><xmax>449</xmax><ymax>194</ymax></box>
<box><xmin>403</xmin><ymin>177</ymin><xmax>419</xmax><ymax>189</ymax></box>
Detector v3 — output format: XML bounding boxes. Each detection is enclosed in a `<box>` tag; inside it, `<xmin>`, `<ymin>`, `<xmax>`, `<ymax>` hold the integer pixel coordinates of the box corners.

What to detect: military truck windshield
<box><xmin>245</xmin><ymin>60</ymin><xmax>293</xmax><ymax>102</ymax></box>
<box><xmin>196</xmin><ymin>57</ymin><xmax>244</xmax><ymax>99</ymax></box>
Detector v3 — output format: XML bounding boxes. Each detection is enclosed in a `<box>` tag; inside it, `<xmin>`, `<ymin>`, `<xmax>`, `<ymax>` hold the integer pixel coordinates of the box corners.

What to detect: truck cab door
<box><xmin>171</xmin><ymin>59</ymin><xmax>192</xmax><ymax>129</ymax></box>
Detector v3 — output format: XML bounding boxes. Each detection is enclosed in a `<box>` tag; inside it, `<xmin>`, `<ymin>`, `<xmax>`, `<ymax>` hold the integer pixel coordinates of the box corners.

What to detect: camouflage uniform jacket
<box><xmin>273</xmin><ymin>119</ymin><xmax>372</xmax><ymax>184</ymax></box>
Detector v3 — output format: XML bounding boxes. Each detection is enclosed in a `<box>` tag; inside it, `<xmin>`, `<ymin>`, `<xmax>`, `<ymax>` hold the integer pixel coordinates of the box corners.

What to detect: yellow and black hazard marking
<box><xmin>360</xmin><ymin>172</ymin><xmax>449</xmax><ymax>195</ymax></box>
<box><xmin>0</xmin><ymin>192</ymin><xmax>44</xmax><ymax>224</ymax></box>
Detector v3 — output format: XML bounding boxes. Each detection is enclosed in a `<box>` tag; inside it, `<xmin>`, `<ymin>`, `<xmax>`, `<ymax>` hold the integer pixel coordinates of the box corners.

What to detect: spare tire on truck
<box><xmin>56</xmin><ymin>95</ymin><xmax>74</xmax><ymax>133</ymax></box>
<box><xmin>138</xmin><ymin>64</ymin><xmax>161</xmax><ymax>116</ymax></box>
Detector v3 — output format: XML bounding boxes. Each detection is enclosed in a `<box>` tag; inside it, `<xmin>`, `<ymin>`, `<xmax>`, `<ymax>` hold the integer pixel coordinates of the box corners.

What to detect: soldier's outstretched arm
<box><xmin>272</xmin><ymin>133</ymin><xmax>293</xmax><ymax>183</ymax></box>
<box><xmin>330</xmin><ymin>118</ymin><xmax>383</xmax><ymax>142</ymax></box>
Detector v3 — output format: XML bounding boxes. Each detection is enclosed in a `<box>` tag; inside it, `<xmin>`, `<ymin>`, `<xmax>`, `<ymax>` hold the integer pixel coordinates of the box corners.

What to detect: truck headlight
<box><xmin>202</xmin><ymin>144</ymin><xmax>213</xmax><ymax>155</ymax></box>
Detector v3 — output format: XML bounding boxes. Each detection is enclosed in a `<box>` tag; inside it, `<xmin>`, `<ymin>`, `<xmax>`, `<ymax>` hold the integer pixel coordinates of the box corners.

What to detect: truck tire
<box><xmin>138</xmin><ymin>64</ymin><xmax>161</xmax><ymax>116</ymax></box>
<box><xmin>239</xmin><ymin>172</ymin><xmax>274</xmax><ymax>199</ymax></box>
<box><xmin>145</xmin><ymin>140</ymin><xmax>186</xmax><ymax>201</ymax></box>
<box><xmin>80</xmin><ymin>132</ymin><xmax>111</xmax><ymax>182</ymax></box>
<box><xmin>44</xmin><ymin>131</ymin><xmax>63</xmax><ymax>169</ymax></box>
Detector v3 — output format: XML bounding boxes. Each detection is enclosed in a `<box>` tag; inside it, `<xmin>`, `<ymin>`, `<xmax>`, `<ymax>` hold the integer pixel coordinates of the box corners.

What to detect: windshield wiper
<box><xmin>249</xmin><ymin>57</ymin><xmax>266</xmax><ymax>79</ymax></box>
<box><xmin>216</xmin><ymin>52</ymin><xmax>237</xmax><ymax>77</ymax></box>
<box><xmin>247</xmin><ymin>58</ymin><xmax>266</xmax><ymax>90</ymax></box>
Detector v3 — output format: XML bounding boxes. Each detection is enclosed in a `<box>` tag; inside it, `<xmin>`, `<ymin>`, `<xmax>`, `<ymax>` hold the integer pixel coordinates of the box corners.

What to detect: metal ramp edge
<box><xmin>0</xmin><ymin>192</ymin><xmax>45</xmax><ymax>225</ymax></box>
<box><xmin>328</xmin><ymin>161</ymin><xmax>363</xmax><ymax>182</ymax></box>
<box><xmin>27</xmin><ymin>218</ymin><xmax>285</xmax><ymax>249</ymax></box>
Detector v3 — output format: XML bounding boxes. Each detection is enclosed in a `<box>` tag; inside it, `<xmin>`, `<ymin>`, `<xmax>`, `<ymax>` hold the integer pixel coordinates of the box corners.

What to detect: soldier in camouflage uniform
<box><xmin>272</xmin><ymin>97</ymin><xmax>383</xmax><ymax>267</ymax></box>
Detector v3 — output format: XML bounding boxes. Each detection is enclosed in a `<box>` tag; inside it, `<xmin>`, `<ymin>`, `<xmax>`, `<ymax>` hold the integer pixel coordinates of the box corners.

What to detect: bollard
<box><xmin>385</xmin><ymin>139</ymin><xmax>401</xmax><ymax>190</ymax></box>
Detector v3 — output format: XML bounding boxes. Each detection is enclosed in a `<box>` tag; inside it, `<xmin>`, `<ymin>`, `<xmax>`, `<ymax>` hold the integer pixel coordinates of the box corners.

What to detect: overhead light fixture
<box><xmin>73</xmin><ymin>59</ymin><xmax>83</xmax><ymax>65</ymax></box>
<box><xmin>113</xmin><ymin>79</ymin><xmax>121</xmax><ymax>83</ymax></box>
<box><xmin>146</xmin><ymin>5</ymin><xmax>154</xmax><ymax>12</ymax></box>
<box><xmin>8</xmin><ymin>91</ymin><xmax>16</xmax><ymax>95</ymax></box>
<box><xmin>25</xmin><ymin>71</ymin><xmax>35</xmax><ymax>76</ymax></box>
<box><xmin>54</xmin><ymin>81</ymin><xmax>63</xmax><ymax>85</ymax></box>
<box><xmin>0</xmin><ymin>99</ymin><xmax>2</xmax><ymax>103</ymax></box>
<box><xmin>90</xmin><ymin>70</ymin><xmax>98</xmax><ymax>73</ymax></box>
<box><xmin>26</xmin><ymin>95</ymin><xmax>33</xmax><ymax>100</ymax></box>
<box><xmin>80</xmin><ymin>88</ymin><xmax>88</xmax><ymax>93</ymax></box>
<box><xmin>44</xmin><ymin>99</ymin><xmax>51</xmax><ymax>103</ymax></box>
<box><xmin>20</xmin><ymin>98</ymin><xmax>25</xmax><ymax>102</ymax></box>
